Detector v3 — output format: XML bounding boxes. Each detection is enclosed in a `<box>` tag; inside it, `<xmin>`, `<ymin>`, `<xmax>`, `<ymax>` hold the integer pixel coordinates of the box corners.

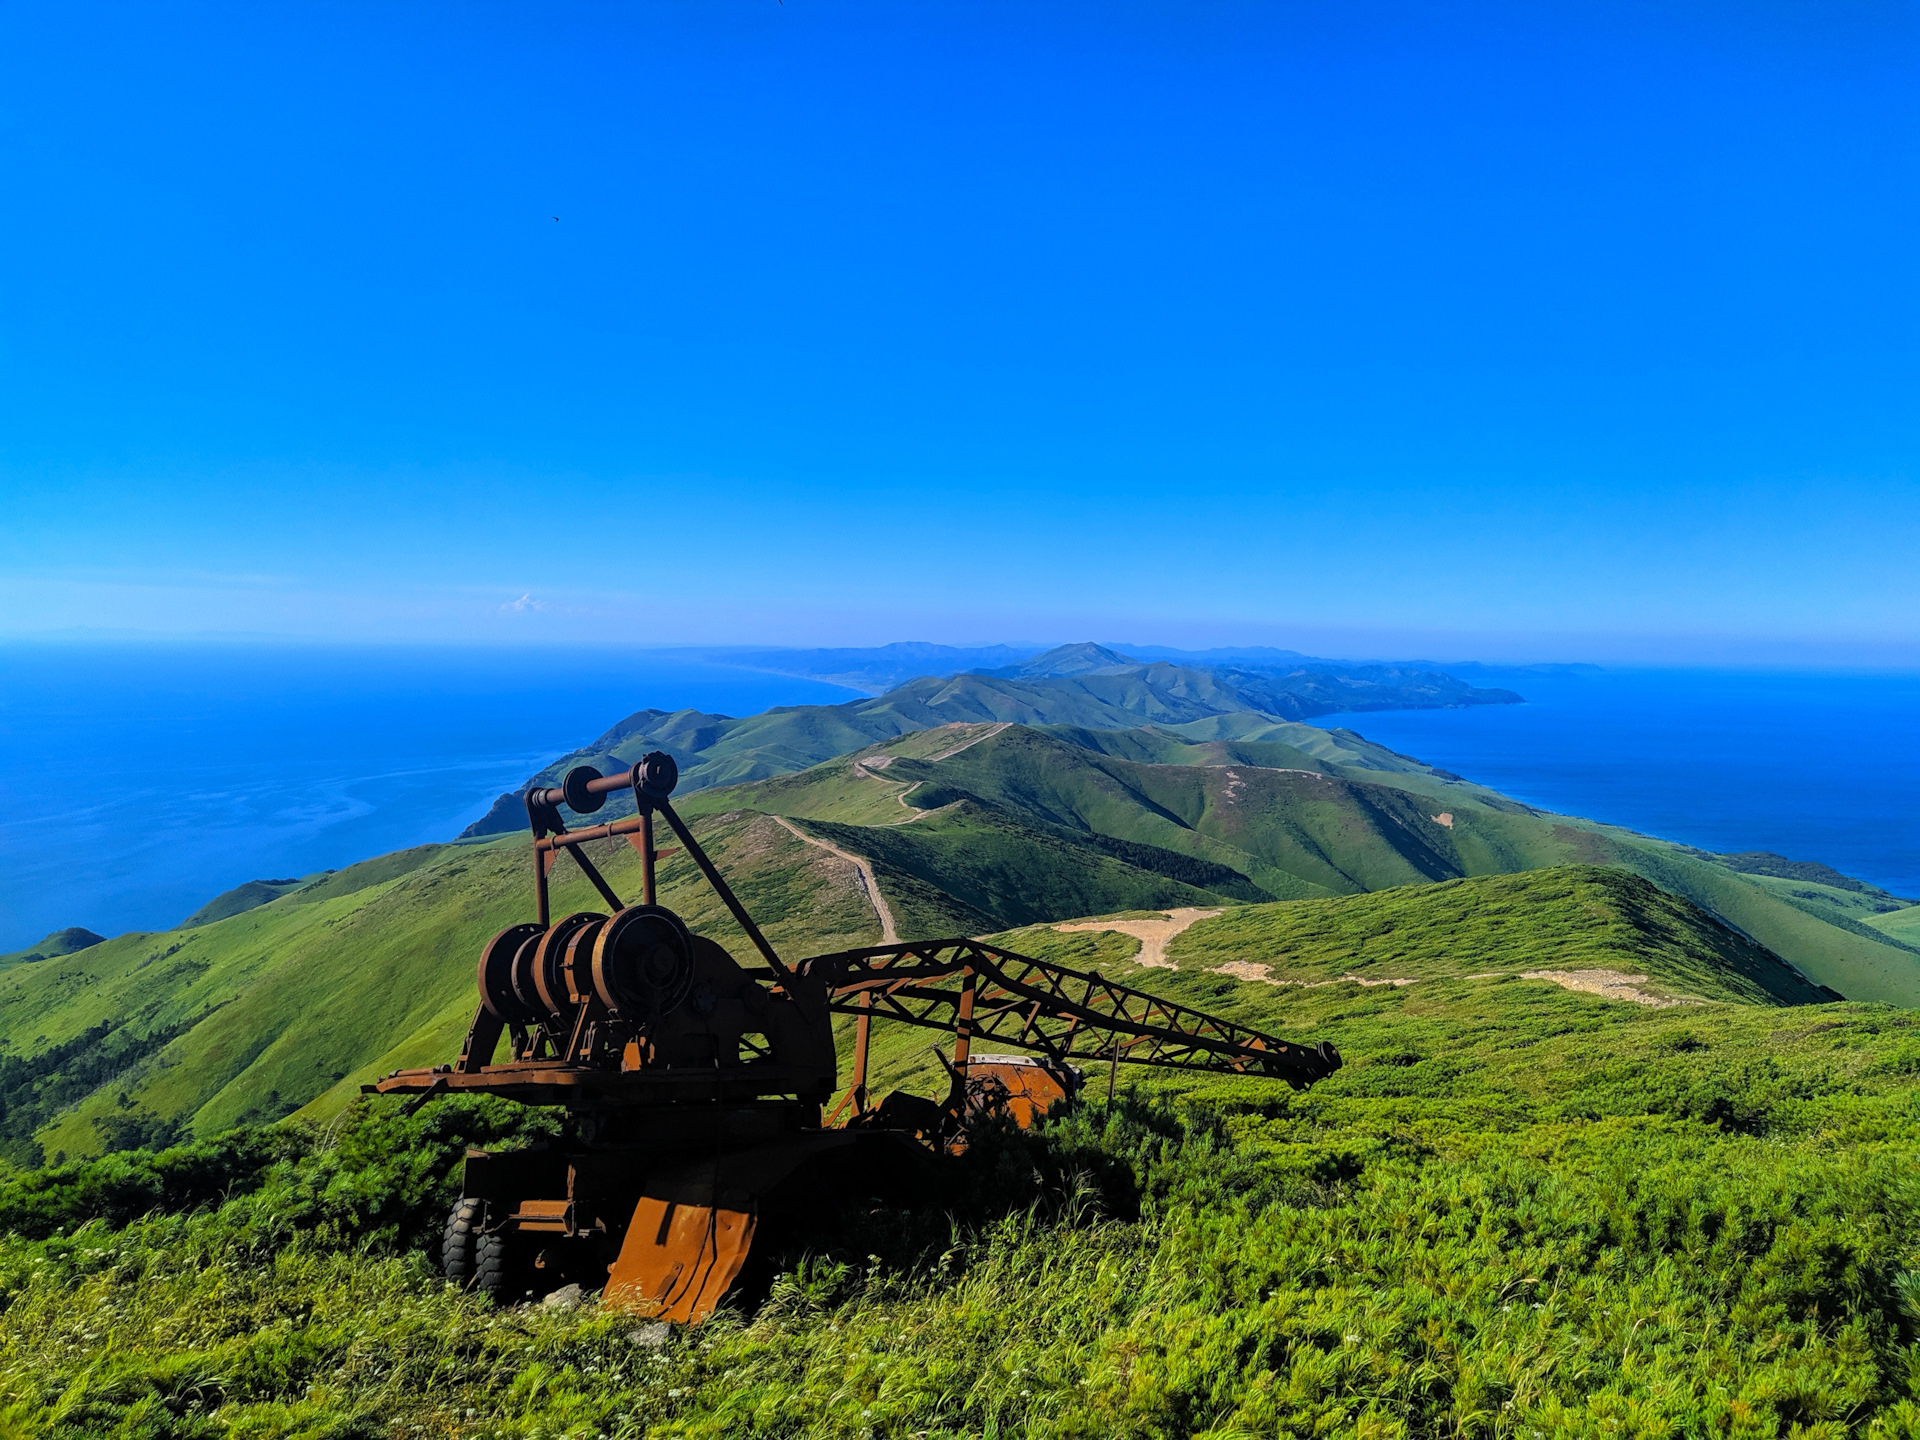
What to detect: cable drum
<box><xmin>525</xmin><ymin>911</ymin><xmax>604</xmax><ymax>1022</ymax></box>
<box><xmin>477</xmin><ymin>922</ymin><xmax>547</xmax><ymax>1023</ymax></box>
<box><xmin>592</xmin><ymin>905</ymin><xmax>696</xmax><ymax>1024</ymax></box>
<box><xmin>507</xmin><ymin>930</ymin><xmax>547</xmax><ymax>1018</ymax></box>
<box><xmin>562</xmin><ymin>916</ymin><xmax>611</xmax><ymax>1009</ymax></box>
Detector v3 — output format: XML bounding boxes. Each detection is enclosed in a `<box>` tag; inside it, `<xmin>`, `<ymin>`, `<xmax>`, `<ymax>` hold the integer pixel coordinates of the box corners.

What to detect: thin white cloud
<box><xmin>500</xmin><ymin>593</ymin><xmax>543</xmax><ymax>614</ymax></box>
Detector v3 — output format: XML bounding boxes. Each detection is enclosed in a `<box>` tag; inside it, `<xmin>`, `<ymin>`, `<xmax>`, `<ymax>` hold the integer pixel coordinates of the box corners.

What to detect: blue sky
<box><xmin>1</xmin><ymin>0</ymin><xmax>1914</xmax><ymax>663</ymax></box>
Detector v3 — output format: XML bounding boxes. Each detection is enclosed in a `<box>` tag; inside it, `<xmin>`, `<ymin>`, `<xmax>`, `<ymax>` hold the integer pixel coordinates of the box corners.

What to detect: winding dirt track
<box><xmin>922</xmin><ymin>721</ymin><xmax>1012</xmax><ymax>762</ymax></box>
<box><xmin>1053</xmin><ymin>907</ymin><xmax>1223</xmax><ymax>969</ymax></box>
<box><xmin>772</xmin><ymin>816</ymin><xmax>898</xmax><ymax>944</ymax></box>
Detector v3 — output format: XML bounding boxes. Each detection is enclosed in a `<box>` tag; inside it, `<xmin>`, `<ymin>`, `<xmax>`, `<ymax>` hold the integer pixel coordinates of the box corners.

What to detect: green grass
<box><xmin>2</xmin><ymin>976</ymin><xmax>1920</xmax><ymax>1435</ymax></box>
<box><xmin>1869</xmin><ymin>907</ymin><xmax>1920</xmax><ymax>948</ymax></box>
<box><xmin>0</xmin><ymin>814</ymin><xmax>885</xmax><ymax>1161</ymax></box>
<box><xmin>0</xmin><ymin>930</ymin><xmax>105</xmax><ymax>973</ymax></box>
<box><xmin>174</xmin><ymin>875</ymin><xmax>325</xmax><ymax>930</ymax></box>
<box><xmin>7</xmin><ymin>719</ymin><xmax>1917</xmax><ymax>1166</ymax></box>
<box><xmin>690</xmin><ymin>724</ymin><xmax>1920</xmax><ymax>1002</ymax></box>
<box><xmin>1158</xmin><ymin>866</ymin><xmax>1831</xmax><ymax>1005</ymax></box>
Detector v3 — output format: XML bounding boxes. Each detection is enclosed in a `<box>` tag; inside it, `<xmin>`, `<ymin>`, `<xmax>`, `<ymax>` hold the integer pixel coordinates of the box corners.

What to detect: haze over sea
<box><xmin>3</xmin><ymin>647</ymin><xmax>1915</xmax><ymax>953</ymax></box>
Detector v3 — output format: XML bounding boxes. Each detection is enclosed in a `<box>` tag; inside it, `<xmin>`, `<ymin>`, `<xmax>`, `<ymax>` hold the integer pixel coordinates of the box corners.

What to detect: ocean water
<box><xmin>0</xmin><ymin>644</ymin><xmax>860</xmax><ymax>952</ymax></box>
<box><xmin>1311</xmin><ymin>667</ymin><xmax>1920</xmax><ymax>900</ymax></box>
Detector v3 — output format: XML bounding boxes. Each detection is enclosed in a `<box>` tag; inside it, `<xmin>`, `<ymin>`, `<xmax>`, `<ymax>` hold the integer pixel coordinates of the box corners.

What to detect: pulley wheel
<box><xmin>508</xmin><ymin>928</ymin><xmax>549</xmax><ymax>1018</ymax></box>
<box><xmin>633</xmin><ymin>751</ymin><xmax>678</xmax><ymax>801</ymax></box>
<box><xmin>531</xmin><ymin>911</ymin><xmax>604</xmax><ymax>1021</ymax></box>
<box><xmin>477</xmin><ymin>922</ymin><xmax>547</xmax><ymax>1024</ymax></box>
<box><xmin>562</xmin><ymin>915</ymin><xmax>611</xmax><ymax>1008</ymax></box>
<box><xmin>592</xmin><ymin>904</ymin><xmax>696</xmax><ymax>1023</ymax></box>
<box><xmin>562</xmin><ymin>765</ymin><xmax>606</xmax><ymax>815</ymax></box>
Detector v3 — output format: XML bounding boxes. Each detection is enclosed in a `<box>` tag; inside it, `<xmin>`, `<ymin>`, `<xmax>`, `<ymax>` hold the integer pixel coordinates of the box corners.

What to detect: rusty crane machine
<box><xmin>372</xmin><ymin>752</ymin><xmax>1341</xmax><ymax>1322</ymax></box>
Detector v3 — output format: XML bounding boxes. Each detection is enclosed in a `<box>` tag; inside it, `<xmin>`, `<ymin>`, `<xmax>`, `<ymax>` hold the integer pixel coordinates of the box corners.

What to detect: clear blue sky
<box><xmin>1</xmin><ymin>1</ymin><xmax>1914</xmax><ymax>663</ymax></box>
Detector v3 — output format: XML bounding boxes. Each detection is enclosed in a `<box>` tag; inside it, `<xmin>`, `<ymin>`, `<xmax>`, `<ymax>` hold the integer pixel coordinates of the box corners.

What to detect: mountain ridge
<box><xmin>459</xmin><ymin>647</ymin><xmax>1521</xmax><ymax>839</ymax></box>
<box><xmin>3</xmin><ymin>715</ymin><xmax>1913</xmax><ymax>1163</ymax></box>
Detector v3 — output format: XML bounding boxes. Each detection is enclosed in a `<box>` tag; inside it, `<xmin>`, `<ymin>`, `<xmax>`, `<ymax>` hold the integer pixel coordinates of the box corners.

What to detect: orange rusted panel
<box><xmin>604</xmin><ymin>1135</ymin><xmax>862</xmax><ymax>1323</ymax></box>
<box><xmin>969</xmin><ymin>1055</ymin><xmax>1075</xmax><ymax>1128</ymax></box>
<box><xmin>606</xmin><ymin>1193</ymin><xmax>757</xmax><ymax>1323</ymax></box>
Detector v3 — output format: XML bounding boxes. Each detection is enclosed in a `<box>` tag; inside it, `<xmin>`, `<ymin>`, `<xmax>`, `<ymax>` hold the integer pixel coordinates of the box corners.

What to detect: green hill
<box><xmin>4</xmin><ymin>889</ymin><xmax>1920</xmax><ymax>1435</ymax></box>
<box><xmin>459</xmin><ymin>646</ymin><xmax>1519</xmax><ymax>836</ymax></box>
<box><xmin>174</xmin><ymin>873</ymin><xmax>327</xmax><ymax>929</ymax></box>
<box><xmin>1158</xmin><ymin>866</ymin><xmax>1824</xmax><ymax>1004</ymax></box>
<box><xmin>1867</xmin><ymin>904</ymin><xmax>1920</xmax><ymax>947</ymax></box>
<box><xmin>3</xmin><ymin>710</ymin><xmax>1915</xmax><ymax>1163</ymax></box>
<box><xmin>0</xmin><ymin>836</ymin><xmax>1839</xmax><ymax>1167</ymax></box>
<box><xmin>678</xmin><ymin>722</ymin><xmax>1917</xmax><ymax>1003</ymax></box>
<box><xmin>0</xmin><ymin>927</ymin><xmax>105</xmax><ymax>971</ymax></box>
<box><xmin>6</xmin><ymin>695</ymin><xmax>1920</xmax><ymax>1432</ymax></box>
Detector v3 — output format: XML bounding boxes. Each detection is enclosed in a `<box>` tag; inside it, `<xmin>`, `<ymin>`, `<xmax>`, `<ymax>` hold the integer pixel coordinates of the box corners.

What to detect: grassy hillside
<box><xmin>1869</xmin><ymin>906</ymin><xmax>1920</xmax><ymax>947</ymax></box>
<box><xmin>1156</xmin><ymin>867</ymin><xmax>1828</xmax><ymax>1004</ymax></box>
<box><xmin>459</xmin><ymin>648</ymin><xmax>1518</xmax><ymax>837</ymax></box>
<box><xmin>4</xmin><ymin>686</ymin><xmax>1920</xmax><ymax>1430</ymax></box>
<box><xmin>174</xmin><ymin>873</ymin><xmax>325</xmax><ymax>929</ymax></box>
<box><xmin>0</xmin><ymin>928</ymin><xmax>104</xmax><ymax>972</ymax></box>
<box><xmin>0</xmin><ymin>815</ymin><xmax>886</xmax><ymax>1164</ymax></box>
<box><xmin>2</xmin><ymin>953</ymin><xmax>1918</xmax><ymax>1434</ymax></box>
<box><xmin>4</xmin><ymin>710</ymin><xmax>1914</xmax><ymax>1163</ymax></box>
<box><xmin>679</xmin><ymin>723</ymin><xmax>1920</xmax><ymax>1003</ymax></box>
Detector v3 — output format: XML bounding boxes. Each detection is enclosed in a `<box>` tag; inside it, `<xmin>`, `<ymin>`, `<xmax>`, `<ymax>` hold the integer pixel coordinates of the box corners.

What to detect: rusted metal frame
<box><xmin>533</xmin><ymin>767</ymin><xmax>636</xmax><ymax>810</ymax></box>
<box><xmin>458</xmin><ymin>1006</ymin><xmax>505</xmax><ymax>1073</ymax></box>
<box><xmin>821</xmin><ymin>989</ymin><xmax>1261</xmax><ymax>1075</ymax></box>
<box><xmin>820</xmin><ymin>961</ymin><xmax>1278</xmax><ymax>1072</ymax></box>
<box><xmin>1017</xmin><ymin>998</ymin><xmax>1047</xmax><ymax>1046</ymax></box>
<box><xmin>539</xmin><ymin>815</ymin><xmax>647</xmax><ymax>849</ymax></box>
<box><xmin>641</xmin><ymin>810</ymin><xmax>657</xmax><ymax>906</ymax></box>
<box><xmin>824</xmin><ymin>991</ymin><xmax>874</xmax><ymax>1126</ymax></box>
<box><xmin>562</xmin><ymin>992</ymin><xmax>607</xmax><ymax>1065</ymax></box>
<box><xmin>951</xmin><ymin>955</ymin><xmax>1276</xmax><ymax>1064</ymax></box>
<box><xmin>951</xmin><ymin>966</ymin><xmax>976</xmax><ymax>1073</ymax></box>
<box><xmin>527</xmin><ymin>790</ymin><xmax>630</xmax><ymax>914</ymax></box>
<box><xmin>650</xmin><ymin>798</ymin><xmax>790</xmax><ymax>979</ymax></box>
<box><xmin>851</xmin><ymin>990</ymin><xmax>872</xmax><ymax>1113</ymax></box>
<box><xmin>807</xmin><ymin>939</ymin><xmax>1317</xmax><ymax>1075</ymax></box>
<box><xmin>970</xmin><ymin>942</ymin><xmax>1291</xmax><ymax>1058</ymax></box>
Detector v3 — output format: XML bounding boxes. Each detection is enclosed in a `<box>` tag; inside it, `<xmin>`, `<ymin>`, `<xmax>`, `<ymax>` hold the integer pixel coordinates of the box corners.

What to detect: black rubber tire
<box><xmin>442</xmin><ymin>1198</ymin><xmax>482</xmax><ymax>1287</ymax></box>
<box><xmin>473</xmin><ymin>1228</ymin><xmax>522</xmax><ymax>1302</ymax></box>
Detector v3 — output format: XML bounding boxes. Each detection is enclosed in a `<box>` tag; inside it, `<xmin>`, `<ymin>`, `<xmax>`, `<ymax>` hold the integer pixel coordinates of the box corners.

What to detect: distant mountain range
<box><xmin>690</xmin><ymin>639</ymin><xmax>1561</xmax><ymax>695</ymax></box>
<box><xmin>459</xmin><ymin>641</ymin><xmax>1521</xmax><ymax>838</ymax></box>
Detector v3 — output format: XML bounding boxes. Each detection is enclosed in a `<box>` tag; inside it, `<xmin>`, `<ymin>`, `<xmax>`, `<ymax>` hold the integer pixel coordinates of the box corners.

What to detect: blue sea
<box><xmin>2</xmin><ymin>650</ymin><xmax>1915</xmax><ymax>952</ymax></box>
<box><xmin>0</xmin><ymin>645</ymin><xmax>861</xmax><ymax>952</ymax></box>
<box><xmin>1310</xmin><ymin>667</ymin><xmax>1920</xmax><ymax>901</ymax></box>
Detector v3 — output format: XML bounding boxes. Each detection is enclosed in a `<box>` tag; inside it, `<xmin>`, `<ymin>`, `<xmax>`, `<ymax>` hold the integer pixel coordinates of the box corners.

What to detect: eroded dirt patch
<box><xmin>1054</xmin><ymin>908</ymin><xmax>1223</xmax><ymax>969</ymax></box>
<box><xmin>1518</xmin><ymin>968</ymin><xmax>1695</xmax><ymax>1007</ymax></box>
<box><xmin>1208</xmin><ymin>960</ymin><xmax>1697</xmax><ymax>1007</ymax></box>
<box><xmin>1212</xmin><ymin>962</ymin><xmax>1418</xmax><ymax>989</ymax></box>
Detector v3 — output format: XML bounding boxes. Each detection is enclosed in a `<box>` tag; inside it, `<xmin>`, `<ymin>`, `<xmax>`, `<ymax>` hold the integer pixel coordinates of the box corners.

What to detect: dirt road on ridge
<box><xmin>772</xmin><ymin>816</ymin><xmax>898</xmax><ymax>944</ymax></box>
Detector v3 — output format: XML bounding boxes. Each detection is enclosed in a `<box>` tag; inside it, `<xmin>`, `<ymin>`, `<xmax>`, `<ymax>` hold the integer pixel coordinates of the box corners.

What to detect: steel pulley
<box><xmin>476</xmin><ymin>922</ymin><xmax>546</xmax><ymax>1024</ymax></box>
<box><xmin>592</xmin><ymin>904</ymin><xmax>696</xmax><ymax>1023</ymax></box>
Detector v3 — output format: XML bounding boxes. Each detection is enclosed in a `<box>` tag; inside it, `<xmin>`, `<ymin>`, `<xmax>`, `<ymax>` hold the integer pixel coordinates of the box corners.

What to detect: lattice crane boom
<box><xmin>798</xmin><ymin>938</ymin><xmax>1341</xmax><ymax>1093</ymax></box>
